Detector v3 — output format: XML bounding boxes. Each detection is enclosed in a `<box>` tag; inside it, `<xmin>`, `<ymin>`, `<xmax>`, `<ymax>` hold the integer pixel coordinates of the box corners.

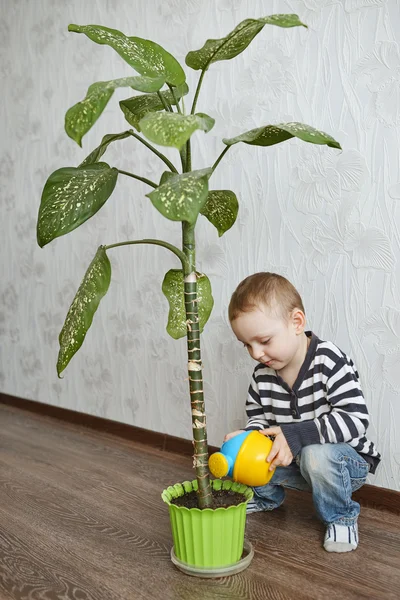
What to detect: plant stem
<box><xmin>158</xmin><ymin>90</ymin><xmax>172</xmax><ymax>112</ymax></box>
<box><xmin>168</xmin><ymin>84</ymin><xmax>182</xmax><ymax>114</ymax></box>
<box><xmin>127</xmin><ymin>130</ymin><xmax>178</xmax><ymax>173</ymax></box>
<box><xmin>117</xmin><ymin>170</ymin><xmax>158</xmax><ymax>188</ymax></box>
<box><xmin>191</xmin><ymin>69</ymin><xmax>206</xmax><ymax>115</ymax></box>
<box><xmin>182</xmin><ymin>221</ymin><xmax>212</xmax><ymax>509</ymax></box>
<box><xmin>212</xmin><ymin>146</ymin><xmax>230</xmax><ymax>173</ymax></box>
<box><xmin>186</xmin><ymin>139</ymin><xmax>192</xmax><ymax>172</ymax></box>
<box><xmin>183</xmin><ymin>68</ymin><xmax>212</xmax><ymax>506</ymax></box>
<box><xmin>105</xmin><ymin>239</ymin><xmax>187</xmax><ymax>268</ymax></box>
<box><xmin>179</xmin><ymin>147</ymin><xmax>186</xmax><ymax>172</ymax></box>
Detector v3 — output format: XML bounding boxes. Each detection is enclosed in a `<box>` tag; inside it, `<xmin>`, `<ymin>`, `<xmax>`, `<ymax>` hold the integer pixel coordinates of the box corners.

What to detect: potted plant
<box><xmin>36</xmin><ymin>14</ymin><xmax>341</xmax><ymax>577</ymax></box>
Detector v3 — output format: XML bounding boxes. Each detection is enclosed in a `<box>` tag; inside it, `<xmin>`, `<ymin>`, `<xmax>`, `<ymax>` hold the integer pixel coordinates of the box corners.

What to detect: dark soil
<box><xmin>170</xmin><ymin>489</ymin><xmax>247</xmax><ymax>509</ymax></box>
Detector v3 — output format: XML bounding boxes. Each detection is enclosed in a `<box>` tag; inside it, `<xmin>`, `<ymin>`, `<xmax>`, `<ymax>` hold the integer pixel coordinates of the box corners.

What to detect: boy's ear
<box><xmin>291</xmin><ymin>309</ymin><xmax>306</xmax><ymax>334</ymax></box>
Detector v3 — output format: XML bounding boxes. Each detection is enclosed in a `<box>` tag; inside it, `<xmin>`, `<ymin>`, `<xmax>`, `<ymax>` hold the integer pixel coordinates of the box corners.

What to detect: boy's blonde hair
<box><xmin>228</xmin><ymin>272</ymin><xmax>305</xmax><ymax>322</ymax></box>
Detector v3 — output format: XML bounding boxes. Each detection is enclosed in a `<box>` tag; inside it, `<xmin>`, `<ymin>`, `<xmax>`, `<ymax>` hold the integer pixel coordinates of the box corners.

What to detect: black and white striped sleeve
<box><xmin>317</xmin><ymin>356</ymin><xmax>369</xmax><ymax>443</ymax></box>
<box><xmin>244</xmin><ymin>373</ymin><xmax>269</xmax><ymax>431</ymax></box>
<box><xmin>281</xmin><ymin>357</ymin><xmax>369</xmax><ymax>456</ymax></box>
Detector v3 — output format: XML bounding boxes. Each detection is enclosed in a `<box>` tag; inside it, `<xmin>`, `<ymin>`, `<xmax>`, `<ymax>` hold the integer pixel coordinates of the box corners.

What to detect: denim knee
<box><xmin>300</xmin><ymin>443</ymin><xmax>340</xmax><ymax>481</ymax></box>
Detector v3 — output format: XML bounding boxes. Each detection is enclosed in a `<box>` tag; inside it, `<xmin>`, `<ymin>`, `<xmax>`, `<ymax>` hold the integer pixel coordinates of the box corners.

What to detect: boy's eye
<box><xmin>242</xmin><ymin>340</ymin><xmax>270</xmax><ymax>348</ymax></box>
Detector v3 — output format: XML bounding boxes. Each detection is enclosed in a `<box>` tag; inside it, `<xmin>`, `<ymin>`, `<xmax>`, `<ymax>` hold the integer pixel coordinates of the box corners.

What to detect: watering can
<box><xmin>208</xmin><ymin>430</ymin><xmax>276</xmax><ymax>487</ymax></box>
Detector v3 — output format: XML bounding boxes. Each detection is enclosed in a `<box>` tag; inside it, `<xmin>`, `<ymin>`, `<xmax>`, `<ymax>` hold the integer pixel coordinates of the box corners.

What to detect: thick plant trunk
<box><xmin>183</xmin><ymin>222</ymin><xmax>212</xmax><ymax>509</ymax></box>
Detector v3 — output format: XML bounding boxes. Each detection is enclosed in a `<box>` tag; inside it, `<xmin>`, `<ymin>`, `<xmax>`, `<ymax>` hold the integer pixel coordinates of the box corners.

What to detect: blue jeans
<box><xmin>248</xmin><ymin>443</ymin><xmax>369</xmax><ymax>526</ymax></box>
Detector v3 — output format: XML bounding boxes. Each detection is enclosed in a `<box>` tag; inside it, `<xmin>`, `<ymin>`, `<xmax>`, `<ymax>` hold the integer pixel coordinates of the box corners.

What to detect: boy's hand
<box><xmin>223</xmin><ymin>430</ymin><xmax>244</xmax><ymax>442</ymax></box>
<box><xmin>260</xmin><ymin>427</ymin><xmax>293</xmax><ymax>470</ymax></box>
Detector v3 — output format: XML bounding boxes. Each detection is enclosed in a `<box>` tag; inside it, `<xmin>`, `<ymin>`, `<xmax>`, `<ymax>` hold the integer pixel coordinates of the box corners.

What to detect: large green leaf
<box><xmin>139</xmin><ymin>112</ymin><xmax>215</xmax><ymax>149</ymax></box>
<box><xmin>162</xmin><ymin>270</ymin><xmax>214</xmax><ymax>340</ymax></box>
<box><xmin>223</xmin><ymin>122</ymin><xmax>342</xmax><ymax>150</ymax></box>
<box><xmin>37</xmin><ymin>163</ymin><xmax>118</xmax><ymax>247</ymax></box>
<box><xmin>201</xmin><ymin>190</ymin><xmax>238</xmax><ymax>237</ymax></box>
<box><xmin>57</xmin><ymin>246</ymin><xmax>111</xmax><ymax>377</ymax></box>
<box><xmin>80</xmin><ymin>131</ymin><xmax>132</xmax><ymax>166</ymax></box>
<box><xmin>146</xmin><ymin>168</ymin><xmax>212</xmax><ymax>224</ymax></box>
<box><xmin>186</xmin><ymin>14</ymin><xmax>306</xmax><ymax>71</ymax></box>
<box><xmin>69</xmin><ymin>24</ymin><xmax>186</xmax><ymax>86</ymax></box>
<box><xmin>120</xmin><ymin>84</ymin><xmax>189</xmax><ymax>131</ymax></box>
<box><xmin>65</xmin><ymin>77</ymin><xmax>164</xmax><ymax>146</ymax></box>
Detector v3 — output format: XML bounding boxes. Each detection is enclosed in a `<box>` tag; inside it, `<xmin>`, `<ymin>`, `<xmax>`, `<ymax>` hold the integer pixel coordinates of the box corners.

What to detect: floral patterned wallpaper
<box><xmin>0</xmin><ymin>0</ymin><xmax>399</xmax><ymax>490</ymax></box>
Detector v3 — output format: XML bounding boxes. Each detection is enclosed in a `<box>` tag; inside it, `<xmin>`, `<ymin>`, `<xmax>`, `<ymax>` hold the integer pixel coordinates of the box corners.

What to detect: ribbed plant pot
<box><xmin>161</xmin><ymin>478</ymin><xmax>254</xmax><ymax>577</ymax></box>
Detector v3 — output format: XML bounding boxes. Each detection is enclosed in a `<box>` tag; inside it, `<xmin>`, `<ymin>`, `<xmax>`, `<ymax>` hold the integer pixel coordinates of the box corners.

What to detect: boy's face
<box><xmin>230</xmin><ymin>304</ymin><xmax>304</xmax><ymax>370</ymax></box>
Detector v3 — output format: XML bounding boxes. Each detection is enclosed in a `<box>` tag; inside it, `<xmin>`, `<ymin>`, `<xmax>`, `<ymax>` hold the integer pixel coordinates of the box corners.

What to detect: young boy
<box><xmin>225</xmin><ymin>272</ymin><xmax>380</xmax><ymax>553</ymax></box>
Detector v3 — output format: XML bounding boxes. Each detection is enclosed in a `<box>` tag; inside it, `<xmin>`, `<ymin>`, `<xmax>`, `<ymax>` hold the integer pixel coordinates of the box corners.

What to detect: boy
<box><xmin>225</xmin><ymin>272</ymin><xmax>380</xmax><ymax>553</ymax></box>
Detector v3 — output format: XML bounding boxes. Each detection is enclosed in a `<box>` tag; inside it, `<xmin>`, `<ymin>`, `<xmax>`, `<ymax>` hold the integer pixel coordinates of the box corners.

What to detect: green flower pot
<box><xmin>162</xmin><ymin>478</ymin><xmax>254</xmax><ymax>576</ymax></box>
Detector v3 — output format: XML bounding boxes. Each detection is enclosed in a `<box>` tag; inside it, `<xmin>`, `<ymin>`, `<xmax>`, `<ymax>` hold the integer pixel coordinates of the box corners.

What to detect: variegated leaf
<box><xmin>201</xmin><ymin>190</ymin><xmax>238</xmax><ymax>236</ymax></box>
<box><xmin>139</xmin><ymin>112</ymin><xmax>215</xmax><ymax>149</ymax></box>
<box><xmin>223</xmin><ymin>122</ymin><xmax>341</xmax><ymax>150</ymax></box>
<box><xmin>57</xmin><ymin>246</ymin><xmax>111</xmax><ymax>376</ymax></box>
<box><xmin>162</xmin><ymin>270</ymin><xmax>214</xmax><ymax>339</ymax></box>
<box><xmin>186</xmin><ymin>14</ymin><xmax>306</xmax><ymax>71</ymax></box>
<box><xmin>69</xmin><ymin>24</ymin><xmax>186</xmax><ymax>86</ymax></box>
<box><xmin>65</xmin><ymin>77</ymin><xmax>163</xmax><ymax>146</ymax></box>
<box><xmin>119</xmin><ymin>84</ymin><xmax>189</xmax><ymax>131</ymax></box>
<box><xmin>80</xmin><ymin>131</ymin><xmax>132</xmax><ymax>166</ymax></box>
<box><xmin>37</xmin><ymin>163</ymin><xmax>118</xmax><ymax>247</ymax></box>
<box><xmin>146</xmin><ymin>168</ymin><xmax>212</xmax><ymax>224</ymax></box>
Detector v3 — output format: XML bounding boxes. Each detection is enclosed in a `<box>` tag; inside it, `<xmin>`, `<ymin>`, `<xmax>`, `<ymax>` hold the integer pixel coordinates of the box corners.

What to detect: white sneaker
<box><xmin>324</xmin><ymin>522</ymin><xmax>358</xmax><ymax>553</ymax></box>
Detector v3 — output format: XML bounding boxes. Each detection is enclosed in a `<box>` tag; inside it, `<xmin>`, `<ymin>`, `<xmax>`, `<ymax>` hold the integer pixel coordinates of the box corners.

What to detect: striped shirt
<box><xmin>245</xmin><ymin>331</ymin><xmax>381</xmax><ymax>473</ymax></box>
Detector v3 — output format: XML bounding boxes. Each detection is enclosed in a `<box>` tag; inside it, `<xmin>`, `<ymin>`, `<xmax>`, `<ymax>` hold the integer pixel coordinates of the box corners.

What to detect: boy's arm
<box><xmin>279</xmin><ymin>356</ymin><xmax>369</xmax><ymax>458</ymax></box>
<box><xmin>244</xmin><ymin>372</ymin><xmax>270</xmax><ymax>431</ymax></box>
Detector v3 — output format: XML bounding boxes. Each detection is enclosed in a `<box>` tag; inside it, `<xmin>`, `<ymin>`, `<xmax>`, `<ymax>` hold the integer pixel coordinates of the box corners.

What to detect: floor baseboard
<box><xmin>1</xmin><ymin>392</ymin><xmax>398</xmax><ymax>515</ymax></box>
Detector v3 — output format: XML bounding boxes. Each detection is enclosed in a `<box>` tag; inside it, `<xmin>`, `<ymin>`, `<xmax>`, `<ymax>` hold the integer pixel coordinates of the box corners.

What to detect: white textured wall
<box><xmin>1</xmin><ymin>0</ymin><xmax>399</xmax><ymax>490</ymax></box>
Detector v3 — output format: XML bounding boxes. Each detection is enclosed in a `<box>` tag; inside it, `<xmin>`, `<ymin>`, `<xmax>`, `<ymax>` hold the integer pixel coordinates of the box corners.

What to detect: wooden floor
<box><xmin>0</xmin><ymin>404</ymin><xmax>399</xmax><ymax>600</ymax></box>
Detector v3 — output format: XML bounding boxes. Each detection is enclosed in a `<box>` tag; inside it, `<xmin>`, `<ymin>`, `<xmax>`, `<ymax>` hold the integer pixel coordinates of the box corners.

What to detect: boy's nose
<box><xmin>249</xmin><ymin>343</ymin><xmax>268</xmax><ymax>362</ymax></box>
<box><xmin>256</xmin><ymin>348</ymin><xmax>268</xmax><ymax>361</ymax></box>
